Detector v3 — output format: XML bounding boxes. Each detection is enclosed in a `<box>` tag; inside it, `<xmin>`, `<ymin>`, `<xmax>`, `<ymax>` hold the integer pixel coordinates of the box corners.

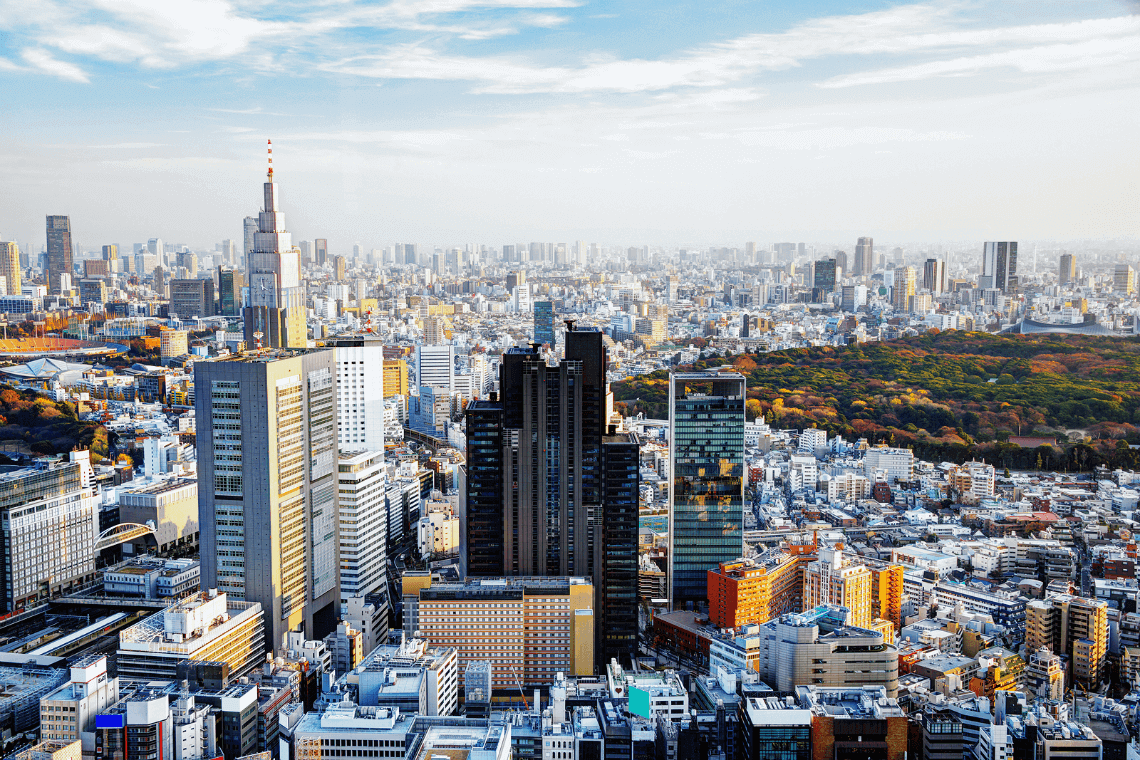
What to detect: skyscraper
<box><xmin>314</xmin><ymin>238</ymin><xmax>328</xmax><ymax>267</ymax></box>
<box><xmin>218</xmin><ymin>268</ymin><xmax>245</xmax><ymax>317</ymax></box>
<box><xmin>463</xmin><ymin>324</ymin><xmax>640</xmax><ymax>663</ymax></box>
<box><xmin>1113</xmin><ymin>263</ymin><xmax>1135</xmax><ymax>295</ymax></box>
<box><xmin>0</xmin><ymin>241</ymin><xmax>21</xmax><ymax>296</ymax></box>
<box><xmin>922</xmin><ymin>258</ymin><xmax>946</xmax><ymax>295</ymax></box>
<box><xmin>329</xmin><ymin>337</ymin><xmax>386</xmax><ymax>452</ymax></box>
<box><xmin>243</xmin><ymin>142</ymin><xmax>307</xmax><ymax>349</ymax></box>
<box><xmin>813</xmin><ymin>258</ymin><xmax>837</xmax><ymax>291</ymax></box>
<box><xmin>336</xmin><ymin>450</ymin><xmax>388</xmax><ymax>603</ymax></box>
<box><xmin>533</xmin><ymin>301</ymin><xmax>554</xmax><ymax>346</ymax></box>
<box><xmin>170</xmin><ymin>278</ymin><xmax>214</xmax><ymax>319</ymax></box>
<box><xmin>854</xmin><ymin>237</ymin><xmax>873</xmax><ymax>277</ymax></box>
<box><xmin>891</xmin><ymin>266</ymin><xmax>917</xmax><ymax>311</ymax></box>
<box><xmin>1058</xmin><ymin>253</ymin><xmax>1075</xmax><ymax>285</ymax></box>
<box><xmin>46</xmin><ymin>215</ymin><xmax>73</xmax><ymax>294</ymax></box>
<box><xmin>195</xmin><ymin>349</ymin><xmax>340</xmax><ymax>650</ymax></box>
<box><xmin>982</xmin><ymin>242</ymin><xmax>1018</xmax><ymax>294</ymax></box>
<box><xmin>416</xmin><ymin>345</ymin><xmax>455</xmax><ymax>392</ymax></box>
<box><xmin>668</xmin><ymin>368</ymin><xmax>745</xmax><ymax>610</ymax></box>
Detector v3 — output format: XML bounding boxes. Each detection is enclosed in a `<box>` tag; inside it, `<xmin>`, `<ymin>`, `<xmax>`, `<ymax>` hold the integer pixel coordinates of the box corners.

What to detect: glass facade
<box><xmin>533</xmin><ymin>300</ymin><xmax>555</xmax><ymax>346</ymax></box>
<box><xmin>669</xmin><ymin>371</ymin><xmax>745</xmax><ymax>610</ymax></box>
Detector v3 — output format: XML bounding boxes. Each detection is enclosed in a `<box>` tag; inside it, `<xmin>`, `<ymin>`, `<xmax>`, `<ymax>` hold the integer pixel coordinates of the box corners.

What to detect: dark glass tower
<box><xmin>46</xmin><ymin>215</ymin><xmax>73</xmax><ymax>294</ymax></box>
<box><xmin>464</xmin><ymin>324</ymin><xmax>640</xmax><ymax>664</ymax></box>
<box><xmin>534</xmin><ymin>301</ymin><xmax>555</xmax><ymax>346</ymax></box>
<box><xmin>668</xmin><ymin>369</ymin><xmax>745</xmax><ymax>610</ymax></box>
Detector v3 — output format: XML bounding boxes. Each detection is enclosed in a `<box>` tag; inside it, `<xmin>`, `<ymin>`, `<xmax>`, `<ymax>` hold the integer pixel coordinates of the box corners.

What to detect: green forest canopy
<box><xmin>612</xmin><ymin>331</ymin><xmax>1140</xmax><ymax>471</ymax></box>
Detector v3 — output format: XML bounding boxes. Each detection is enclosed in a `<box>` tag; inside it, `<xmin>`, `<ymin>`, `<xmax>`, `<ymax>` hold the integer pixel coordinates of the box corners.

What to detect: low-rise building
<box><xmin>116</xmin><ymin>591</ymin><xmax>265</xmax><ymax>681</ymax></box>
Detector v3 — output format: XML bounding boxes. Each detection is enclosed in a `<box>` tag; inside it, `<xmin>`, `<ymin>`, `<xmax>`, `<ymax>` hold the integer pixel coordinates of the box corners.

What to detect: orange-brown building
<box><xmin>707</xmin><ymin>542</ymin><xmax>816</xmax><ymax>629</ymax></box>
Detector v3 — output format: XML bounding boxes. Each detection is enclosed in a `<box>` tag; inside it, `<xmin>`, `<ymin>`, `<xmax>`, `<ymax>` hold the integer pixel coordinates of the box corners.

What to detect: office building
<box><xmin>169</xmin><ymin>278</ymin><xmax>214</xmax><ymax>319</ymax></box>
<box><xmin>891</xmin><ymin>266</ymin><xmax>917</xmax><ymax>311</ymax></box>
<box><xmin>195</xmin><ymin>350</ymin><xmax>341</xmax><ymax>650</ymax></box>
<box><xmin>841</xmin><ymin>284</ymin><xmax>867</xmax><ymax>312</ymax></box>
<box><xmin>0</xmin><ymin>451</ymin><xmax>98</xmax><ymax>612</ymax></box>
<box><xmin>337</xmin><ymin>451</ymin><xmax>388</xmax><ymax>603</ymax></box>
<box><xmin>982</xmin><ymin>241</ymin><xmax>1018</xmax><ymax>294</ymax></box>
<box><xmin>218</xmin><ymin>267</ymin><xmax>244</xmax><ymax>316</ymax></box>
<box><xmin>243</xmin><ymin>146</ymin><xmax>307</xmax><ymax>349</ymax></box>
<box><xmin>411</xmin><ymin>576</ymin><xmax>594</xmax><ymax>694</ymax></box>
<box><xmin>919</xmin><ymin>710</ymin><xmax>964</xmax><ymax>760</ymax></box>
<box><xmin>533</xmin><ymin>301</ymin><xmax>555</xmax><ymax>346</ymax></box>
<box><xmin>802</xmin><ymin>545</ymin><xmax>873</xmax><ymax>629</ymax></box>
<box><xmin>383</xmin><ymin>359</ymin><xmax>409</xmax><ymax>398</ymax></box>
<box><xmin>78</xmin><ymin>279</ymin><xmax>107</xmax><ymax>307</ymax></box>
<box><xmin>864</xmin><ymin>446</ymin><xmax>914</xmax><ymax>483</ymax></box>
<box><xmin>854</xmin><ymin>236</ymin><xmax>873</xmax><ymax>277</ymax></box>
<box><xmin>117</xmin><ymin>477</ymin><xmax>199</xmax><ymax>556</ymax></box>
<box><xmin>1059</xmin><ymin>253</ymin><xmax>1075</xmax><ymax>285</ymax></box>
<box><xmin>931</xmin><ymin>582</ymin><xmax>1026</xmax><ymax>643</ymax></box>
<box><xmin>796</xmin><ymin>686</ymin><xmax>907</xmax><ymax>760</ymax></box>
<box><xmin>331</xmin><ymin>338</ymin><xmax>386</xmax><ymax>452</ymax></box>
<box><xmin>706</xmin><ymin>547</ymin><xmax>814</xmax><ymax>629</ymax></box>
<box><xmin>159</xmin><ymin>328</ymin><xmax>189</xmax><ymax>361</ymax></box>
<box><xmin>668</xmin><ymin>368</ymin><xmax>745</xmax><ymax>610</ymax></box>
<box><xmin>0</xmin><ymin>241</ymin><xmax>21</xmax><ymax>296</ymax></box>
<box><xmin>923</xmin><ymin>257</ymin><xmax>946</xmax><ymax>295</ymax></box>
<box><xmin>415</xmin><ymin>345</ymin><xmax>454</xmax><ymax>392</ymax></box>
<box><xmin>352</xmin><ymin>636</ymin><xmax>457</xmax><ymax>716</ymax></box>
<box><xmin>46</xmin><ymin>215</ymin><xmax>74</xmax><ymax>294</ymax></box>
<box><xmin>1025</xmin><ymin>595</ymin><xmax>1108</xmax><ymax>690</ymax></box>
<box><xmin>116</xmin><ymin>591</ymin><xmax>265</xmax><ymax>680</ymax></box>
<box><xmin>755</xmin><ymin>606</ymin><xmax>899</xmax><ymax>696</ymax></box>
<box><xmin>38</xmin><ymin>656</ymin><xmax>119</xmax><ymax>750</ymax></box>
<box><xmin>463</xmin><ymin>325</ymin><xmax>640</xmax><ymax>663</ymax></box>
<box><xmin>1114</xmin><ymin>263</ymin><xmax>1135</xmax><ymax>295</ymax></box>
<box><xmin>813</xmin><ymin>258</ymin><xmax>836</xmax><ymax>291</ymax></box>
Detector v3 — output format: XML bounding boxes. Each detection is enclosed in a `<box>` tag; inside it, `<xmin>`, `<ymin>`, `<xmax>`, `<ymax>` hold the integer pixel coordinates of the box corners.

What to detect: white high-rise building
<box><xmin>337</xmin><ymin>451</ymin><xmax>389</xmax><ymax>603</ymax></box>
<box><xmin>332</xmin><ymin>339</ymin><xmax>386</xmax><ymax>452</ymax></box>
<box><xmin>416</xmin><ymin>345</ymin><xmax>455</xmax><ymax>393</ymax></box>
<box><xmin>863</xmin><ymin>447</ymin><xmax>915</xmax><ymax>484</ymax></box>
<box><xmin>243</xmin><ymin>140</ymin><xmax>306</xmax><ymax>349</ymax></box>
<box><xmin>38</xmin><ymin>655</ymin><xmax>119</xmax><ymax>749</ymax></box>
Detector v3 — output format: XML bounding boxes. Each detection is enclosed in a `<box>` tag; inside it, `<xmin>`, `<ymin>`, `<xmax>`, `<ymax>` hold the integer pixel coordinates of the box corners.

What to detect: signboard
<box><xmin>628</xmin><ymin>685</ymin><xmax>651</xmax><ymax>719</ymax></box>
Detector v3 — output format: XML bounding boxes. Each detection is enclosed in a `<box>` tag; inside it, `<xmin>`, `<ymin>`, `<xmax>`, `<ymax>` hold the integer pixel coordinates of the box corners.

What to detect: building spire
<box><xmin>267</xmin><ymin>139</ymin><xmax>273</xmax><ymax>181</ymax></box>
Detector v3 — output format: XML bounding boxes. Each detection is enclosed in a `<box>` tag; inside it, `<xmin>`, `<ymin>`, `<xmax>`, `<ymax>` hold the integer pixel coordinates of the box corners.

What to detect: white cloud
<box><xmin>820</xmin><ymin>33</ymin><xmax>1140</xmax><ymax>88</ymax></box>
<box><xmin>21</xmin><ymin>48</ymin><xmax>89</xmax><ymax>82</ymax></box>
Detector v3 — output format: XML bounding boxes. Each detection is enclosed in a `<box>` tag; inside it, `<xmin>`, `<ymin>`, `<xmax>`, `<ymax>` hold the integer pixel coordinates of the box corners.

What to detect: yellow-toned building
<box><xmin>869</xmin><ymin>563</ymin><xmax>905</xmax><ymax>633</ymax></box>
<box><xmin>1025</xmin><ymin>595</ymin><xmax>1108</xmax><ymax>690</ymax></box>
<box><xmin>383</xmin><ymin>359</ymin><xmax>409</xmax><ymax>397</ymax></box>
<box><xmin>969</xmin><ymin>646</ymin><xmax>1026</xmax><ymax>699</ymax></box>
<box><xmin>409</xmin><ymin>575</ymin><xmax>594</xmax><ymax>695</ymax></box>
<box><xmin>803</xmin><ymin>545</ymin><xmax>873</xmax><ymax>629</ymax></box>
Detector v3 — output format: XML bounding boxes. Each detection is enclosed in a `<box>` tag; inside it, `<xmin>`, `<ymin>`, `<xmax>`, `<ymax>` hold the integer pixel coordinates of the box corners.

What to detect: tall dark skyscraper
<box><xmin>464</xmin><ymin>323</ymin><xmax>639</xmax><ymax>664</ymax></box>
<box><xmin>533</xmin><ymin>301</ymin><xmax>554</xmax><ymax>346</ymax></box>
<box><xmin>219</xmin><ymin>267</ymin><xmax>245</xmax><ymax>316</ymax></box>
<box><xmin>46</xmin><ymin>215</ymin><xmax>73</xmax><ymax>294</ymax></box>
<box><xmin>923</xmin><ymin>258</ymin><xmax>946</xmax><ymax>295</ymax></box>
<box><xmin>814</xmin><ymin>258</ymin><xmax>837</xmax><ymax>291</ymax></box>
<box><xmin>1059</xmin><ymin>253</ymin><xmax>1075</xmax><ymax>285</ymax></box>
<box><xmin>668</xmin><ymin>368</ymin><xmax>745</xmax><ymax>610</ymax></box>
<box><xmin>982</xmin><ymin>242</ymin><xmax>1018</xmax><ymax>294</ymax></box>
<box><xmin>314</xmin><ymin>238</ymin><xmax>328</xmax><ymax>267</ymax></box>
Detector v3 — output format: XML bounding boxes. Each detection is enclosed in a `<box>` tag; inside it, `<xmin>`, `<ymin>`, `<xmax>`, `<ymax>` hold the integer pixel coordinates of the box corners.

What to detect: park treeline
<box><xmin>612</xmin><ymin>331</ymin><xmax>1140</xmax><ymax>472</ymax></box>
<box><xmin>0</xmin><ymin>388</ymin><xmax>110</xmax><ymax>461</ymax></box>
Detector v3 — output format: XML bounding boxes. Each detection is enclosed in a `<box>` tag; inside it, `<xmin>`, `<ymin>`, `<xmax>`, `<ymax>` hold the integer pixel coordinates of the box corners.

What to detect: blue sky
<box><xmin>1</xmin><ymin>0</ymin><xmax>1138</xmax><ymax>251</ymax></box>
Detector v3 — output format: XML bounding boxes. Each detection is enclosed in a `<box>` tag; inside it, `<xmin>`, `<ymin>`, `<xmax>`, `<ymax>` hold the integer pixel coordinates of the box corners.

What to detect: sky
<box><xmin>1</xmin><ymin>0</ymin><xmax>1138</xmax><ymax>252</ymax></box>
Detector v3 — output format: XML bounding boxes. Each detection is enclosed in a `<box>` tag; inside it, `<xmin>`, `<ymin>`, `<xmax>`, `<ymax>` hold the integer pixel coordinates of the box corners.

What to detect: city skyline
<box><xmin>0</xmin><ymin>0</ymin><xmax>1138</xmax><ymax>246</ymax></box>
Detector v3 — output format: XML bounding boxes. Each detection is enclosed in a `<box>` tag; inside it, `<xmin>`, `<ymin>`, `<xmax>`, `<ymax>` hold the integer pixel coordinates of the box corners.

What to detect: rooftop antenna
<box><xmin>267</xmin><ymin>139</ymin><xmax>273</xmax><ymax>181</ymax></box>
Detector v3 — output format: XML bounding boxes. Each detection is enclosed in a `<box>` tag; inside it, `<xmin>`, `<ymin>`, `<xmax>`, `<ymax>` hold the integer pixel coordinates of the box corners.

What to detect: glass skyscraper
<box><xmin>533</xmin><ymin>300</ymin><xmax>555</xmax><ymax>346</ymax></box>
<box><xmin>668</xmin><ymin>369</ymin><xmax>746</xmax><ymax>610</ymax></box>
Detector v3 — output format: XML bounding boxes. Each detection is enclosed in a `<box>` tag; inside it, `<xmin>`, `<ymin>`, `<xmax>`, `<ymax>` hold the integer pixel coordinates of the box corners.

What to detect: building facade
<box><xmin>195</xmin><ymin>350</ymin><xmax>341</xmax><ymax>650</ymax></box>
<box><xmin>668</xmin><ymin>369</ymin><xmax>745</xmax><ymax>610</ymax></box>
